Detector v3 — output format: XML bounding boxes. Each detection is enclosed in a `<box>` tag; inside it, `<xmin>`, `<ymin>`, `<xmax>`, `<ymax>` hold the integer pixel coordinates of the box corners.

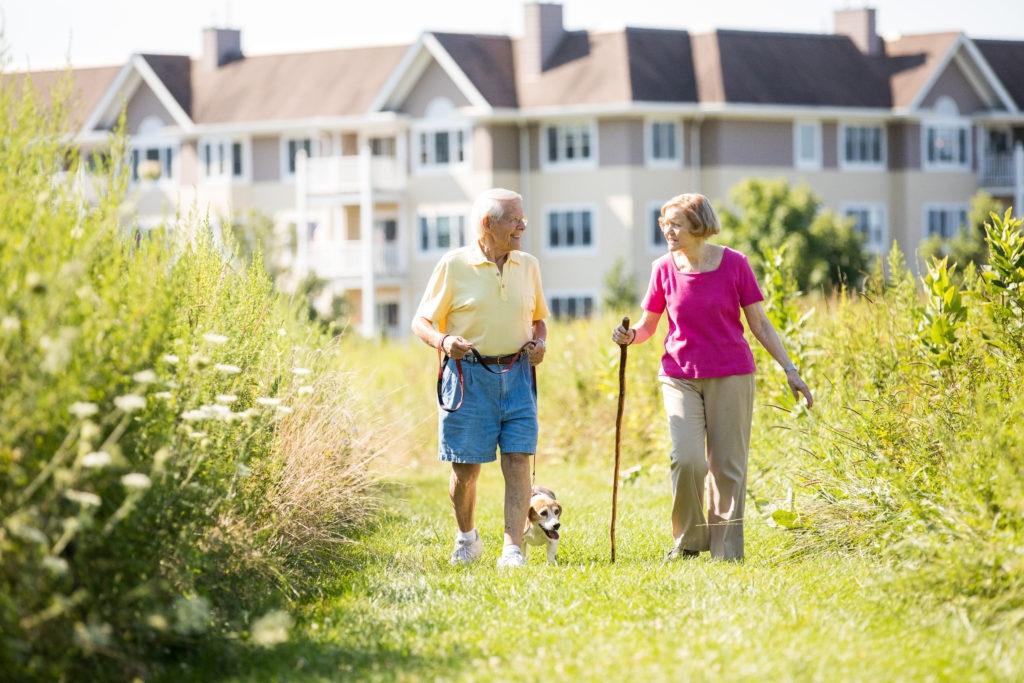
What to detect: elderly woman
<box><xmin>612</xmin><ymin>193</ymin><xmax>812</xmax><ymax>562</ymax></box>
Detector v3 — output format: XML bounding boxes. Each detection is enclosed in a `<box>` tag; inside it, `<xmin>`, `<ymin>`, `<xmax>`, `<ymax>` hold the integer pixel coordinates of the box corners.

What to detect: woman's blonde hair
<box><xmin>660</xmin><ymin>193</ymin><xmax>720</xmax><ymax>237</ymax></box>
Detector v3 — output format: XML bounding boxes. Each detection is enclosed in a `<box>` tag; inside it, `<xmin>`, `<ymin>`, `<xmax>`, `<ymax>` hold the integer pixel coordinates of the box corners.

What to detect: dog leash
<box><xmin>436</xmin><ymin>341</ymin><xmax>540</xmax><ymax>484</ymax></box>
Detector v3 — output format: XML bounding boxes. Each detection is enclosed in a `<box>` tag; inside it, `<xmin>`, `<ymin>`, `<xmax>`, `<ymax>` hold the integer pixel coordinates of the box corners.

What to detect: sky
<box><xmin>2</xmin><ymin>0</ymin><xmax>1023</xmax><ymax>71</ymax></box>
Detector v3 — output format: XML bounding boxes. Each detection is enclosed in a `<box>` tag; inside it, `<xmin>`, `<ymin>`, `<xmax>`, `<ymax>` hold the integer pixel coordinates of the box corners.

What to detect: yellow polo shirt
<box><xmin>416</xmin><ymin>243</ymin><xmax>549</xmax><ymax>356</ymax></box>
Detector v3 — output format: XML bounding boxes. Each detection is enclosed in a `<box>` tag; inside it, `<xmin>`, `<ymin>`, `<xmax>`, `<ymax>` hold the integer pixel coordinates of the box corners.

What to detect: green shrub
<box><xmin>0</xmin><ymin>71</ymin><xmax>373</xmax><ymax>679</ymax></box>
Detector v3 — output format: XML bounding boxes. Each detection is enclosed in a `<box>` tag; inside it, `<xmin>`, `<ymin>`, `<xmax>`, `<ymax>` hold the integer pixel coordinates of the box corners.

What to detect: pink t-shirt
<box><xmin>642</xmin><ymin>247</ymin><xmax>764</xmax><ymax>379</ymax></box>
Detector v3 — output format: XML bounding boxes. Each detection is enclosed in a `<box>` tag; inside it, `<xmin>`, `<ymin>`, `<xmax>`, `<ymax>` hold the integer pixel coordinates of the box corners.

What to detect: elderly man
<box><xmin>411</xmin><ymin>188</ymin><xmax>548</xmax><ymax>568</ymax></box>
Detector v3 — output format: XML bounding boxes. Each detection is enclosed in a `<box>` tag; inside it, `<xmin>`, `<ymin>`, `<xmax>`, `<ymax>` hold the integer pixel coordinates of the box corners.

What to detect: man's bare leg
<box><xmin>450</xmin><ymin>463</ymin><xmax>481</xmax><ymax>533</ymax></box>
<box><xmin>501</xmin><ymin>453</ymin><xmax>531</xmax><ymax>547</ymax></box>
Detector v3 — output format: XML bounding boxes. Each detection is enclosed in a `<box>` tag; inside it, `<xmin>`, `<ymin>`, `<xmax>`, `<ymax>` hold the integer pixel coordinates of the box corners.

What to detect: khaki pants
<box><xmin>660</xmin><ymin>373</ymin><xmax>755</xmax><ymax>561</ymax></box>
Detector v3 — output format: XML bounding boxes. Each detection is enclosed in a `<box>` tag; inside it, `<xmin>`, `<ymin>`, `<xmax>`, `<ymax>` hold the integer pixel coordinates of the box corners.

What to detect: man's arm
<box><xmin>411</xmin><ymin>316</ymin><xmax>473</xmax><ymax>359</ymax></box>
<box><xmin>526</xmin><ymin>319</ymin><xmax>547</xmax><ymax>365</ymax></box>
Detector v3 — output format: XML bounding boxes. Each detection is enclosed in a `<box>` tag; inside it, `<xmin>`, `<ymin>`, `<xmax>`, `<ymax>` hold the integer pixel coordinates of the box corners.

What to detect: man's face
<box><xmin>487</xmin><ymin>198</ymin><xmax>527</xmax><ymax>251</ymax></box>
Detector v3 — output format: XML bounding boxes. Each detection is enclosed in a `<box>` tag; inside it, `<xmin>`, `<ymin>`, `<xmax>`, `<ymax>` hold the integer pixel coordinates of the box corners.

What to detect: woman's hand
<box><xmin>525</xmin><ymin>339</ymin><xmax>546</xmax><ymax>366</ymax></box>
<box><xmin>611</xmin><ymin>325</ymin><xmax>636</xmax><ymax>346</ymax></box>
<box><xmin>443</xmin><ymin>335</ymin><xmax>473</xmax><ymax>360</ymax></box>
<box><xmin>786</xmin><ymin>368</ymin><xmax>813</xmax><ymax>408</ymax></box>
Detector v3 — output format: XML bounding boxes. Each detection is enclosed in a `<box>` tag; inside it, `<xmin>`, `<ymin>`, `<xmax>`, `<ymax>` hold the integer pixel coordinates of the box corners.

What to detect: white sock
<box><xmin>502</xmin><ymin>544</ymin><xmax>521</xmax><ymax>554</ymax></box>
<box><xmin>457</xmin><ymin>529</ymin><xmax>478</xmax><ymax>542</ymax></box>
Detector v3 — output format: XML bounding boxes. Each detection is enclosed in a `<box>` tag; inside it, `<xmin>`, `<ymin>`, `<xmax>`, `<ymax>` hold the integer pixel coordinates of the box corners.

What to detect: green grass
<box><xmin>198</xmin><ymin>462</ymin><xmax>1019</xmax><ymax>682</ymax></box>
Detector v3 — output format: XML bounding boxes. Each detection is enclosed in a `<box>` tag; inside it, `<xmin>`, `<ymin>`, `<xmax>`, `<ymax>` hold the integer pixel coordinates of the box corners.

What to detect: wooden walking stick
<box><xmin>610</xmin><ymin>316</ymin><xmax>630</xmax><ymax>563</ymax></box>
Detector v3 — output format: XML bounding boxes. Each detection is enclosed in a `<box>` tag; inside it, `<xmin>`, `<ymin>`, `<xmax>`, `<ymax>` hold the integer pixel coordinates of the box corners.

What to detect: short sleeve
<box><xmin>531</xmin><ymin>262</ymin><xmax>550</xmax><ymax>321</ymax></box>
<box><xmin>736</xmin><ymin>252</ymin><xmax>765</xmax><ymax>307</ymax></box>
<box><xmin>641</xmin><ymin>260</ymin><xmax>666</xmax><ymax>314</ymax></box>
<box><xmin>415</xmin><ymin>256</ymin><xmax>454</xmax><ymax>329</ymax></box>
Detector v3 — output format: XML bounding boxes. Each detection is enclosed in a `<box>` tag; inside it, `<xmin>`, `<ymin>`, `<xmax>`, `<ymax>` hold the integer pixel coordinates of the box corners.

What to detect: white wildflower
<box><xmin>215</xmin><ymin>363</ymin><xmax>241</xmax><ymax>375</ymax></box>
<box><xmin>216</xmin><ymin>394</ymin><xmax>238</xmax><ymax>404</ymax></box>
<box><xmin>73</xmin><ymin>621</ymin><xmax>113</xmax><ymax>653</ymax></box>
<box><xmin>236</xmin><ymin>462</ymin><xmax>252</xmax><ymax>478</ymax></box>
<box><xmin>80</xmin><ymin>421</ymin><xmax>100</xmax><ymax>441</ymax></box>
<box><xmin>121</xmin><ymin>473</ymin><xmax>152</xmax><ymax>491</ymax></box>
<box><xmin>12</xmin><ymin>524</ymin><xmax>48</xmax><ymax>545</ymax></box>
<box><xmin>251</xmin><ymin>610</ymin><xmax>293</xmax><ymax>647</ymax></box>
<box><xmin>1</xmin><ymin>316</ymin><xmax>19</xmax><ymax>332</ymax></box>
<box><xmin>154</xmin><ymin>391</ymin><xmax>173</xmax><ymax>400</ymax></box>
<box><xmin>132</xmin><ymin>369</ymin><xmax>158</xmax><ymax>384</ymax></box>
<box><xmin>292</xmin><ymin>367</ymin><xmax>311</xmax><ymax>377</ymax></box>
<box><xmin>82</xmin><ymin>451</ymin><xmax>112</xmax><ymax>468</ymax></box>
<box><xmin>64</xmin><ymin>489</ymin><xmax>102</xmax><ymax>507</ymax></box>
<box><xmin>165</xmin><ymin>380</ymin><xmax>179</xmax><ymax>389</ymax></box>
<box><xmin>42</xmin><ymin>556</ymin><xmax>69</xmax><ymax>575</ymax></box>
<box><xmin>188</xmin><ymin>430</ymin><xmax>208</xmax><ymax>439</ymax></box>
<box><xmin>69</xmin><ymin>401</ymin><xmax>99</xmax><ymax>418</ymax></box>
<box><xmin>189</xmin><ymin>353</ymin><xmax>210</xmax><ymax>367</ymax></box>
<box><xmin>234</xmin><ymin>409</ymin><xmax>256</xmax><ymax>420</ymax></box>
<box><xmin>162</xmin><ymin>354</ymin><xmax>180</xmax><ymax>365</ymax></box>
<box><xmin>277</xmin><ymin>328</ymin><xmax>287</xmax><ymax>337</ymax></box>
<box><xmin>114</xmin><ymin>394</ymin><xmax>146</xmax><ymax>412</ymax></box>
<box><xmin>146</xmin><ymin>614</ymin><xmax>169</xmax><ymax>631</ymax></box>
<box><xmin>203</xmin><ymin>332</ymin><xmax>229</xmax><ymax>345</ymax></box>
<box><xmin>276</xmin><ymin>405</ymin><xmax>293</xmax><ymax>415</ymax></box>
<box><xmin>297</xmin><ymin>385</ymin><xmax>314</xmax><ymax>395</ymax></box>
<box><xmin>173</xmin><ymin>596</ymin><xmax>211</xmax><ymax>635</ymax></box>
<box><xmin>255</xmin><ymin>397</ymin><xmax>281</xmax><ymax>407</ymax></box>
<box><xmin>181</xmin><ymin>408</ymin><xmax>210</xmax><ymax>421</ymax></box>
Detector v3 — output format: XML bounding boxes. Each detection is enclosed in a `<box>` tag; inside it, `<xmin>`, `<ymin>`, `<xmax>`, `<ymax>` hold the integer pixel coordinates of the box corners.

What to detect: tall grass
<box><xmin>0</xmin><ymin>72</ymin><xmax>375</xmax><ymax>678</ymax></box>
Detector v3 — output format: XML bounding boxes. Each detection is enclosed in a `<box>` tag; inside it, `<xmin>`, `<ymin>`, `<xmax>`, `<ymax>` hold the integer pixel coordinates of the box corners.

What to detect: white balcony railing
<box><xmin>302</xmin><ymin>155</ymin><xmax>405</xmax><ymax>195</ymax></box>
<box><xmin>980</xmin><ymin>152</ymin><xmax>1016</xmax><ymax>188</ymax></box>
<box><xmin>306</xmin><ymin>240</ymin><xmax>403</xmax><ymax>280</ymax></box>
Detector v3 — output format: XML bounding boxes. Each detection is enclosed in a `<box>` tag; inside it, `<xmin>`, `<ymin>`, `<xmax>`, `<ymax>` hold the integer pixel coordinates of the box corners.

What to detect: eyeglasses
<box><xmin>503</xmin><ymin>215</ymin><xmax>529</xmax><ymax>227</ymax></box>
<box><xmin>658</xmin><ymin>218</ymin><xmax>687</xmax><ymax>231</ymax></box>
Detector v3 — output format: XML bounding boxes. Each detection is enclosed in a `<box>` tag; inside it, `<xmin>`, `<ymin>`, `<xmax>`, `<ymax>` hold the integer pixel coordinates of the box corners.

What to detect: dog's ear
<box><xmin>528</xmin><ymin>506</ymin><xmax>540</xmax><ymax>522</ymax></box>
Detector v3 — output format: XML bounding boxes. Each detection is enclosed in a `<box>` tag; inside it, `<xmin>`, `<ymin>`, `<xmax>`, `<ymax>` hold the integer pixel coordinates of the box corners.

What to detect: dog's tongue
<box><xmin>544</xmin><ymin>528</ymin><xmax>560</xmax><ymax>540</ymax></box>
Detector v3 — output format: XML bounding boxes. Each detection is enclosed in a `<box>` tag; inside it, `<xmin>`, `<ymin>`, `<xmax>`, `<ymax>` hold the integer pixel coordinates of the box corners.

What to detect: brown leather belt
<box><xmin>472</xmin><ymin>352</ymin><xmax>521</xmax><ymax>366</ymax></box>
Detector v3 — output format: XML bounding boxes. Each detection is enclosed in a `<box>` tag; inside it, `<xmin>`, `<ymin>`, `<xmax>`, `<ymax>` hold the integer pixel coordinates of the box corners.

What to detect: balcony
<box><xmin>979</xmin><ymin>144</ymin><xmax>1023</xmax><ymax>194</ymax></box>
<box><xmin>305</xmin><ymin>240</ymin><xmax>403</xmax><ymax>280</ymax></box>
<box><xmin>300</xmin><ymin>155</ymin><xmax>405</xmax><ymax>196</ymax></box>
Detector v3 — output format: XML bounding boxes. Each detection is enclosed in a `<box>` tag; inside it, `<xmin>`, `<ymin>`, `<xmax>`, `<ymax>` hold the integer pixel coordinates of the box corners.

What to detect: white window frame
<box><xmin>414</xmin><ymin>205</ymin><xmax>469</xmax><ymax>259</ymax></box>
<box><xmin>838</xmin><ymin>122</ymin><xmax>887</xmax><ymax>171</ymax></box>
<box><xmin>793</xmin><ymin>120</ymin><xmax>822</xmax><ymax>170</ymax></box>
<box><xmin>280</xmin><ymin>135</ymin><xmax>325</xmax><ymax>181</ymax></box>
<box><xmin>647</xmin><ymin>200</ymin><xmax>668</xmax><ymax>253</ymax></box>
<box><xmin>541</xmin><ymin>203</ymin><xmax>598</xmax><ymax>256</ymax></box>
<box><xmin>645</xmin><ymin>118</ymin><xmax>683</xmax><ymax>168</ymax></box>
<box><xmin>198</xmin><ymin>136</ymin><xmax>251</xmax><ymax>183</ymax></box>
<box><xmin>540</xmin><ymin>120</ymin><xmax>599</xmax><ymax>171</ymax></box>
<box><xmin>411</xmin><ymin>124</ymin><xmax>471</xmax><ymax>175</ymax></box>
<box><xmin>546</xmin><ymin>289</ymin><xmax>599</xmax><ymax>321</ymax></box>
<box><xmin>922</xmin><ymin>202</ymin><xmax>970</xmax><ymax>241</ymax></box>
<box><xmin>921</xmin><ymin>122</ymin><xmax>972</xmax><ymax>172</ymax></box>
<box><xmin>840</xmin><ymin>202</ymin><xmax>888</xmax><ymax>255</ymax></box>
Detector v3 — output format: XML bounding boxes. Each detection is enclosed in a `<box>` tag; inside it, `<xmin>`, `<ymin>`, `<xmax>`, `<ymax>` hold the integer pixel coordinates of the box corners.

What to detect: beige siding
<box><xmin>920</xmin><ymin>60</ymin><xmax>986</xmax><ymax>114</ymax></box>
<box><xmin>251</xmin><ymin>136</ymin><xmax>280</xmax><ymax>182</ymax></box>
<box><xmin>398</xmin><ymin>59</ymin><xmax>470</xmax><ymax>118</ymax></box>
<box><xmin>599</xmin><ymin>118</ymin><xmax>644</xmax><ymax>167</ymax></box>
<box><xmin>490</xmin><ymin>125</ymin><xmax>521</xmax><ymax>172</ymax></box>
<box><xmin>124</xmin><ymin>82</ymin><xmax>171</xmax><ymax>134</ymax></box>
<box><xmin>702</xmin><ymin>120</ymin><xmax>793</xmax><ymax>167</ymax></box>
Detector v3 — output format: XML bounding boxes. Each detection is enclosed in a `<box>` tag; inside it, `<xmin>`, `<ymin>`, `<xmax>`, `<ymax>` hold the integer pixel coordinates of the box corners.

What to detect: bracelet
<box><xmin>782</xmin><ymin>363</ymin><xmax>798</xmax><ymax>373</ymax></box>
<box><xmin>437</xmin><ymin>334</ymin><xmax>451</xmax><ymax>352</ymax></box>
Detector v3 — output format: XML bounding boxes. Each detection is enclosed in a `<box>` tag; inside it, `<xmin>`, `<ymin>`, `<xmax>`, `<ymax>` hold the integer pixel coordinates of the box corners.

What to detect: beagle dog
<box><xmin>523</xmin><ymin>486</ymin><xmax>562</xmax><ymax>565</ymax></box>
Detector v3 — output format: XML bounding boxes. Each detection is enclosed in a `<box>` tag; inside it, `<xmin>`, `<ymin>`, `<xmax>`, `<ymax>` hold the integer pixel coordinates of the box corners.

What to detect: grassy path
<box><xmin>211</xmin><ymin>461</ymin><xmax>1015</xmax><ymax>682</ymax></box>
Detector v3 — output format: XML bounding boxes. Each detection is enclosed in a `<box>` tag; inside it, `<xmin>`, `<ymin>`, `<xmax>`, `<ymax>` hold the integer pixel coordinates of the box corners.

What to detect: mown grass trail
<box><xmin>208</xmin><ymin>461</ymin><xmax>1015</xmax><ymax>682</ymax></box>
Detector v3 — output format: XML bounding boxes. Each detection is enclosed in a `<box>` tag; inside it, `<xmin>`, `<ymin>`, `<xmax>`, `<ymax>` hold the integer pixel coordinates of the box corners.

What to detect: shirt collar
<box><xmin>469</xmin><ymin>241</ymin><xmax>521</xmax><ymax>266</ymax></box>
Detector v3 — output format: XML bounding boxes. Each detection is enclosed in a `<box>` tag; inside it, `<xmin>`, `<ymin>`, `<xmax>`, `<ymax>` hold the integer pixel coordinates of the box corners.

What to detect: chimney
<box><xmin>201</xmin><ymin>27</ymin><xmax>243</xmax><ymax>70</ymax></box>
<box><xmin>834</xmin><ymin>8</ymin><xmax>881</xmax><ymax>55</ymax></box>
<box><xmin>522</xmin><ymin>2</ymin><xmax>565</xmax><ymax>79</ymax></box>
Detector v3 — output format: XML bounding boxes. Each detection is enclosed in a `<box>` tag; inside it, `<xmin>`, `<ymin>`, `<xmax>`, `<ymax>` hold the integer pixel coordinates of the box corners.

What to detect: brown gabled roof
<box><xmin>879</xmin><ymin>32</ymin><xmax>960</xmax><ymax>108</ymax></box>
<box><xmin>189</xmin><ymin>44</ymin><xmax>408</xmax><ymax>123</ymax></box>
<box><xmin>974</xmin><ymin>38</ymin><xmax>1024</xmax><ymax>110</ymax></box>
<box><xmin>138</xmin><ymin>54</ymin><xmax>193</xmax><ymax>116</ymax></box>
<box><xmin>3</xmin><ymin>64</ymin><xmax>122</xmax><ymax>131</ymax></box>
<box><xmin>513</xmin><ymin>30</ymin><xmax>633</xmax><ymax>108</ymax></box>
<box><xmin>431</xmin><ymin>33</ymin><xmax>518</xmax><ymax>108</ymax></box>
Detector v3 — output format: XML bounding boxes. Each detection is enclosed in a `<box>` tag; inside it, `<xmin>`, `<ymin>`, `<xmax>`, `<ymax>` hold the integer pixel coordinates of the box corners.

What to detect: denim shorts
<box><xmin>438</xmin><ymin>353</ymin><xmax>537</xmax><ymax>464</ymax></box>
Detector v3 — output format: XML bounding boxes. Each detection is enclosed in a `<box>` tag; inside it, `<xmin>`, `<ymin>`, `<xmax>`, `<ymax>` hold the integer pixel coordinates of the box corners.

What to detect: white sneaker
<box><xmin>450</xmin><ymin>531</ymin><xmax>483</xmax><ymax>565</ymax></box>
<box><xmin>496</xmin><ymin>545</ymin><xmax>526</xmax><ymax>568</ymax></box>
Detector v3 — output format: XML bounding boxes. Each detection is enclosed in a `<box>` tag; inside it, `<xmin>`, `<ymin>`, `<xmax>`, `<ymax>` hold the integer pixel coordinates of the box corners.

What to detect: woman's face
<box><xmin>660</xmin><ymin>207</ymin><xmax>702</xmax><ymax>251</ymax></box>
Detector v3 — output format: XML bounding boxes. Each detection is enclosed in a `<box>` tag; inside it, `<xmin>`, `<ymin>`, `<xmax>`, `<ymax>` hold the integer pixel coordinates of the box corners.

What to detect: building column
<box><xmin>295</xmin><ymin>149</ymin><xmax>309</xmax><ymax>281</ymax></box>
<box><xmin>359</xmin><ymin>136</ymin><xmax>376</xmax><ymax>337</ymax></box>
<box><xmin>1014</xmin><ymin>141</ymin><xmax>1023</xmax><ymax>220</ymax></box>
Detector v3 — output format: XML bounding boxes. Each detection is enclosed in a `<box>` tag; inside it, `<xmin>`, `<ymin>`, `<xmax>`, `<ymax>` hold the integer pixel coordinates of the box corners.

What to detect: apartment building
<box><xmin>11</xmin><ymin>3</ymin><xmax>1024</xmax><ymax>336</ymax></box>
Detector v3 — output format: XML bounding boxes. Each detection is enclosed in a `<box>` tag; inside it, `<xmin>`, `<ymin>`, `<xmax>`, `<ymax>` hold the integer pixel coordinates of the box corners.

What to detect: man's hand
<box><xmin>443</xmin><ymin>335</ymin><xmax>473</xmax><ymax>360</ymax></box>
<box><xmin>786</xmin><ymin>369</ymin><xmax>814</xmax><ymax>408</ymax></box>
<box><xmin>526</xmin><ymin>338</ymin><xmax>546</xmax><ymax>366</ymax></box>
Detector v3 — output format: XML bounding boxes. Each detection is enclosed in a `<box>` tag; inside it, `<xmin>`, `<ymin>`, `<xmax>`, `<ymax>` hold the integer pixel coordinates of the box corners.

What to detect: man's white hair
<box><xmin>469</xmin><ymin>188</ymin><xmax>523</xmax><ymax>240</ymax></box>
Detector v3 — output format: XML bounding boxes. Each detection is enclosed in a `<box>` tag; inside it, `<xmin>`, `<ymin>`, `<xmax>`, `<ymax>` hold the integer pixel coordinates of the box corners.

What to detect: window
<box><xmin>546</xmin><ymin>208</ymin><xmax>594</xmax><ymax>250</ymax></box>
<box><xmin>549</xmin><ymin>294</ymin><xmax>595</xmax><ymax>320</ymax></box>
<box><xmin>647</xmin><ymin>120</ymin><xmax>681</xmax><ymax>165</ymax></box>
<box><xmin>376</xmin><ymin>302</ymin><xmax>400</xmax><ymax>329</ymax></box>
<box><xmin>418</xmin><ymin>214</ymin><xmax>467</xmax><ymax>253</ymax></box>
<box><xmin>841</xmin><ymin>203</ymin><xmax>887</xmax><ymax>253</ymax></box>
<box><xmin>200</xmin><ymin>139</ymin><xmax>245</xmax><ymax>179</ymax></box>
<box><xmin>415</xmin><ymin>128</ymin><xmax>467</xmax><ymax>170</ymax></box>
<box><xmin>924</xmin><ymin>124</ymin><xmax>970</xmax><ymax>169</ymax></box>
<box><xmin>283</xmin><ymin>137</ymin><xmax>322</xmax><ymax>177</ymax></box>
<box><xmin>794</xmin><ymin>121</ymin><xmax>822</xmax><ymax>169</ymax></box>
<box><xmin>649</xmin><ymin>203</ymin><xmax>665</xmax><ymax>250</ymax></box>
<box><xmin>370</xmin><ymin>137</ymin><xmax>396</xmax><ymax>157</ymax></box>
<box><xmin>841</xmin><ymin>125</ymin><xmax>885</xmax><ymax>168</ymax></box>
<box><xmin>129</xmin><ymin>145</ymin><xmax>175</xmax><ymax>183</ymax></box>
<box><xmin>925</xmin><ymin>204</ymin><xmax>969</xmax><ymax>239</ymax></box>
<box><xmin>543</xmin><ymin>122</ymin><xmax>596</xmax><ymax>168</ymax></box>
